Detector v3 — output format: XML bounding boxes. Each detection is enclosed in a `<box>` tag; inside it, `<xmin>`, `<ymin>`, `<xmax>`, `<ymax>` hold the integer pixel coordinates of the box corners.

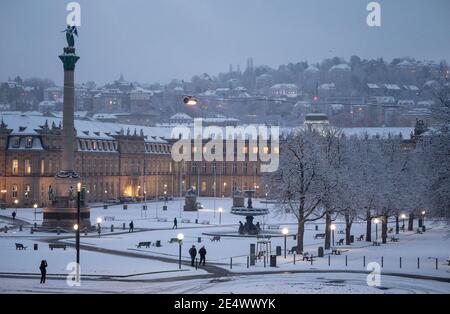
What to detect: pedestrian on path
<box><xmin>12</xmin><ymin>211</ymin><xmax>16</xmax><ymax>220</ymax></box>
<box><xmin>39</xmin><ymin>260</ymin><xmax>48</xmax><ymax>284</ymax></box>
<box><xmin>189</xmin><ymin>245</ymin><xmax>197</xmax><ymax>267</ymax></box>
<box><xmin>129</xmin><ymin>220</ymin><xmax>134</xmax><ymax>232</ymax></box>
<box><xmin>172</xmin><ymin>217</ymin><xmax>178</xmax><ymax>229</ymax></box>
<box><xmin>199</xmin><ymin>246</ymin><xmax>207</xmax><ymax>266</ymax></box>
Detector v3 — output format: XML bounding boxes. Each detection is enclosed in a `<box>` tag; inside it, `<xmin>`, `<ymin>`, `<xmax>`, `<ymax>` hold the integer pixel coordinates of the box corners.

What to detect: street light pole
<box><xmin>330</xmin><ymin>224</ymin><xmax>336</xmax><ymax>246</ymax></box>
<box><xmin>177</xmin><ymin>233</ymin><xmax>184</xmax><ymax>269</ymax></box>
<box><xmin>218</xmin><ymin>208</ymin><xmax>223</xmax><ymax>225</ymax></box>
<box><xmin>76</xmin><ymin>182</ymin><xmax>81</xmax><ymax>283</ymax></box>
<box><xmin>374</xmin><ymin>218</ymin><xmax>380</xmax><ymax>241</ymax></box>
<box><xmin>282</xmin><ymin>228</ymin><xmax>289</xmax><ymax>259</ymax></box>
<box><xmin>33</xmin><ymin>203</ymin><xmax>38</xmax><ymax>221</ymax></box>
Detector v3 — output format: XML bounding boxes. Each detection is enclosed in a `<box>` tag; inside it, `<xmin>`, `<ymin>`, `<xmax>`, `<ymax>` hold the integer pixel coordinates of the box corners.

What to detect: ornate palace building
<box><xmin>0</xmin><ymin>112</ymin><xmax>265</xmax><ymax>207</ymax></box>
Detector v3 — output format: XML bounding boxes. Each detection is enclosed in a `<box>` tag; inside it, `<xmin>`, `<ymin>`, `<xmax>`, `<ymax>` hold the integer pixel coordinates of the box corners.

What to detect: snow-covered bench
<box><xmin>181</xmin><ymin>219</ymin><xmax>190</xmax><ymax>223</ymax></box>
<box><xmin>168</xmin><ymin>238</ymin><xmax>179</xmax><ymax>243</ymax></box>
<box><xmin>267</xmin><ymin>225</ymin><xmax>280</xmax><ymax>230</ymax></box>
<box><xmin>314</xmin><ymin>233</ymin><xmax>326</xmax><ymax>239</ymax></box>
<box><xmin>331</xmin><ymin>247</ymin><xmax>341</xmax><ymax>255</ymax></box>
<box><xmin>390</xmin><ymin>236</ymin><xmax>399</xmax><ymax>242</ymax></box>
<box><xmin>201</xmin><ymin>220</ymin><xmax>210</xmax><ymax>225</ymax></box>
<box><xmin>49</xmin><ymin>243</ymin><xmax>66</xmax><ymax>250</ymax></box>
<box><xmin>302</xmin><ymin>252</ymin><xmax>315</xmax><ymax>262</ymax></box>
<box><xmin>372</xmin><ymin>241</ymin><xmax>381</xmax><ymax>246</ymax></box>
<box><xmin>288</xmin><ymin>246</ymin><xmax>298</xmax><ymax>254</ymax></box>
<box><xmin>336</xmin><ymin>238</ymin><xmax>345</xmax><ymax>245</ymax></box>
<box><xmin>136</xmin><ymin>241</ymin><xmax>151</xmax><ymax>248</ymax></box>
<box><xmin>15</xmin><ymin>243</ymin><xmax>27</xmax><ymax>250</ymax></box>
<box><xmin>157</xmin><ymin>218</ymin><xmax>167</xmax><ymax>222</ymax></box>
<box><xmin>356</xmin><ymin>234</ymin><xmax>364</xmax><ymax>241</ymax></box>
<box><xmin>210</xmin><ymin>236</ymin><xmax>221</xmax><ymax>242</ymax></box>
<box><xmin>104</xmin><ymin>216</ymin><xmax>115</xmax><ymax>221</ymax></box>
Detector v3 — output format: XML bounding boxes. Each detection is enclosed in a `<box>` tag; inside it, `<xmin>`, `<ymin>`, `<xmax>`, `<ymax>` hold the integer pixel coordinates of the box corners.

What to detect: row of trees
<box><xmin>264</xmin><ymin>124</ymin><xmax>447</xmax><ymax>253</ymax></box>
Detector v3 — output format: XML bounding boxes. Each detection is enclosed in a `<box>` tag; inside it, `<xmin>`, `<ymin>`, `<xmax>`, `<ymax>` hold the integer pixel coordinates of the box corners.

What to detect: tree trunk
<box><xmin>297</xmin><ymin>220</ymin><xmax>305</xmax><ymax>254</ymax></box>
<box><xmin>365</xmin><ymin>210</ymin><xmax>372</xmax><ymax>242</ymax></box>
<box><xmin>381</xmin><ymin>215</ymin><xmax>388</xmax><ymax>244</ymax></box>
<box><xmin>324</xmin><ymin>212</ymin><xmax>331</xmax><ymax>250</ymax></box>
<box><xmin>345</xmin><ymin>214</ymin><xmax>352</xmax><ymax>245</ymax></box>
<box><xmin>408</xmin><ymin>212</ymin><xmax>414</xmax><ymax>231</ymax></box>
<box><xmin>395</xmin><ymin>215</ymin><xmax>399</xmax><ymax>234</ymax></box>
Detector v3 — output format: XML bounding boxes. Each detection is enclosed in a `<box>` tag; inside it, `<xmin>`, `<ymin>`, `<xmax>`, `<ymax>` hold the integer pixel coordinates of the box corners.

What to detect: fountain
<box><xmin>231</xmin><ymin>189</ymin><xmax>268</xmax><ymax>235</ymax></box>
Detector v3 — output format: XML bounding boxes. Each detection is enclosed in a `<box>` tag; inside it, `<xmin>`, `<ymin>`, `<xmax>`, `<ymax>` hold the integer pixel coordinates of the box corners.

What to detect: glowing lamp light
<box><xmin>421</xmin><ymin>211</ymin><xmax>426</xmax><ymax>215</ymax></box>
<box><xmin>73</xmin><ymin>224</ymin><xmax>79</xmax><ymax>231</ymax></box>
<box><xmin>77</xmin><ymin>182</ymin><xmax>82</xmax><ymax>193</ymax></box>
<box><xmin>177</xmin><ymin>233</ymin><xmax>184</xmax><ymax>241</ymax></box>
<box><xmin>96</xmin><ymin>217</ymin><xmax>102</xmax><ymax>224</ymax></box>
<box><xmin>374</xmin><ymin>218</ymin><xmax>380</xmax><ymax>224</ymax></box>
<box><xmin>33</xmin><ymin>203</ymin><xmax>38</xmax><ymax>209</ymax></box>
<box><xmin>330</xmin><ymin>224</ymin><xmax>336</xmax><ymax>231</ymax></box>
<box><xmin>282</xmin><ymin>227</ymin><xmax>289</xmax><ymax>235</ymax></box>
<box><xmin>218</xmin><ymin>207</ymin><xmax>223</xmax><ymax>213</ymax></box>
<box><xmin>400</xmin><ymin>214</ymin><xmax>406</xmax><ymax>219</ymax></box>
<box><xmin>183</xmin><ymin>96</ymin><xmax>198</xmax><ymax>106</ymax></box>
<box><xmin>14</xmin><ymin>199</ymin><xmax>19</xmax><ymax>205</ymax></box>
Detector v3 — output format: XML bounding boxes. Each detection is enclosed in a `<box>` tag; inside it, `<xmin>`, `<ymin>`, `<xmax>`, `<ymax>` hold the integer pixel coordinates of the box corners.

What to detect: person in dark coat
<box><xmin>39</xmin><ymin>260</ymin><xmax>48</xmax><ymax>284</ymax></box>
<box><xmin>172</xmin><ymin>217</ymin><xmax>178</xmax><ymax>229</ymax></box>
<box><xmin>199</xmin><ymin>246</ymin><xmax>207</xmax><ymax>266</ymax></box>
<box><xmin>12</xmin><ymin>211</ymin><xmax>16</xmax><ymax>220</ymax></box>
<box><xmin>129</xmin><ymin>221</ymin><xmax>134</xmax><ymax>232</ymax></box>
<box><xmin>189</xmin><ymin>245</ymin><xmax>197</xmax><ymax>266</ymax></box>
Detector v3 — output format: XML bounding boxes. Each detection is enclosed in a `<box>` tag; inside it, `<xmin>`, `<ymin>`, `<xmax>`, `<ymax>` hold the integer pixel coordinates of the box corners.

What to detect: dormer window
<box><xmin>25</xmin><ymin>137</ymin><xmax>33</xmax><ymax>148</ymax></box>
<box><xmin>13</xmin><ymin>138</ymin><xmax>20</xmax><ymax>148</ymax></box>
<box><xmin>92</xmin><ymin>141</ymin><xmax>97</xmax><ymax>150</ymax></box>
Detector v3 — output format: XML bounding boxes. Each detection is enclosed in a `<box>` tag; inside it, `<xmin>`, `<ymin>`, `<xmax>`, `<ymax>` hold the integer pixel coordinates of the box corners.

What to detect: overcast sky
<box><xmin>1</xmin><ymin>0</ymin><xmax>449</xmax><ymax>85</ymax></box>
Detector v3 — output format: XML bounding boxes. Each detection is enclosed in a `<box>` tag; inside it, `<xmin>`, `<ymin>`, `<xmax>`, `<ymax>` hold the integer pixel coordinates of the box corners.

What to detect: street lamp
<box><xmin>177</xmin><ymin>233</ymin><xmax>184</xmax><ymax>269</ymax></box>
<box><xmin>330</xmin><ymin>224</ymin><xmax>336</xmax><ymax>246</ymax></box>
<box><xmin>33</xmin><ymin>203</ymin><xmax>38</xmax><ymax>221</ymax></box>
<box><xmin>282</xmin><ymin>227</ymin><xmax>289</xmax><ymax>258</ymax></box>
<box><xmin>96</xmin><ymin>217</ymin><xmax>102</xmax><ymax>238</ymax></box>
<box><xmin>421</xmin><ymin>210</ymin><xmax>426</xmax><ymax>228</ymax></box>
<box><xmin>76</xmin><ymin>183</ymin><xmax>81</xmax><ymax>273</ymax></box>
<box><xmin>373</xmin><ymin>218</ymin><xmax>380</xmax><ymax>241</ymax></box>
<box><xmin>400</xmin><ymin>214</ymin><xmax>406</xmax><ymax>232</ymax></box>
<box><xmin>218</xmin><ymin>207</ymin><xmax>223</xmax><ymax>225</ymax></box>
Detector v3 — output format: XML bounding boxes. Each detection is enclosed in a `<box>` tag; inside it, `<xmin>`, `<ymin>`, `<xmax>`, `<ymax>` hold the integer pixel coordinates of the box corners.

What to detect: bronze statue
<box><xmin>62</xmin><ymin>25</ymin><xmax>78</xmax><ymax>48</ymax></box>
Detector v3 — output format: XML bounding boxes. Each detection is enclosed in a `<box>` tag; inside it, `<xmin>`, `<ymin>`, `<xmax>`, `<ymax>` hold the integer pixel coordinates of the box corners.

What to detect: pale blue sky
<box><xmin>1</xmin><ymin>0</ymin><xmax>449</xmax><ymax>85</ymax></box>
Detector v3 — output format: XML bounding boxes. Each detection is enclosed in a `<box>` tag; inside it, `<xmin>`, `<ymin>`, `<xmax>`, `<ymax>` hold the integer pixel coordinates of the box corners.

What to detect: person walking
<box><xmin>189</xmin><ymin>245</ymin><xmax>197</xmax><ymax>267</ymax></box>
<box><xmin>12</xmin><ymin>211</ymin><xmax>16</xmax><ymax>220</ymax></box>
<box><xmin>39</xmin><ymin>260</ymin><xmax>48</xmax><ymax>284</ymax></box>
<box><xmin>129</xmin><ymin>220</ymin><xmax>134</xmax><ymax>232</ymax></box>
<box><xmin>199</xmin><ymin>246</ymin><xmax>207</xmax><ymax>266</ymax></box>
<box><xmin>172</xmin><ymin>217</ymin><xmax>178</xmax><ymax>229</ymax></box>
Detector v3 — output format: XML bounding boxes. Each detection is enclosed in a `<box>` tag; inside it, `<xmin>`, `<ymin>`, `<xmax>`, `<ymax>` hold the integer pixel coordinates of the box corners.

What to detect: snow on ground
<box><xmin>1</xmin><ymin>197</ymin><xmax>449</xmax><ymax>293</ymax></box>
<box><xmin>1</xmin><ymin>272</ymin><xmax>449</xmax><ymax>294</ymax></box>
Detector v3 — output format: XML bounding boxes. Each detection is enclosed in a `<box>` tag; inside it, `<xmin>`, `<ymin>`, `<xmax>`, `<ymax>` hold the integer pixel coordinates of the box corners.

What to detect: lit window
<box><xmin>25</xmin><ymin>138</ymin><xmax>33</xmax><ymax>148</ymax></box>
<box><xmin>263</xmin><ymin>147</ymin><xmax>269</xmax><ymax>154</ymax></box>
<box><xmin>274</xmin><ymin>147</ymin><xmax>279</xmax><ymax>154</ymax></box>
<box><xmin>25</xmin><ymin>159</ymin><xmax>31</xmax><ymax>174</ymax></box>
<box><xmin>252</xmin><ymin>146</ymin><xmax>258</xmax><ymax>154</ymax></box>
<box><xmin>24</xmin><ymin>185</ymin><xmax>31</xmax><ymax>199</ymax></box>
<box><xmin>201</xmin><ymin>181</ymin><xmax>207</xmax><ymax>192</ymax></box>
<box><xmin>12</xmin><ymin>160</ymin><xmax>18</xmax><ymax>175</ymax></box>
<box><xmin>40</xmin><ymin>159</ymin><xmax>45</xmax><ymax>174</ymax></box>
<box><xmin>12</xmin><ymin>185</ymin><xmax>18</xmax><ymax>198</ymax></box>
<box><xmin>242</xmin><ymin>146</ymin><xmax>248</xmax><ymax>154</ymax></box>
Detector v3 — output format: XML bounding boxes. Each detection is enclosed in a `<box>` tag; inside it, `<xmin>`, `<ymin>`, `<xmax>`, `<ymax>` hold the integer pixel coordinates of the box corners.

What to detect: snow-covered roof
<box><xmin>384</xmin><ymin>84</ymin><xmax>401</xmax><ymax>90</ymax></box>
<box><xmin>304</xmin><ymin>65</ymin><xmax>319</xmax><ymax>73</ymax></box>
<box><xmin>342</xmin><ymin>127</ymin><xmax>414</xmax><ymax>139</ymax></box>
<box><xmin>374</xmin><ymin>96</ymin><xmax>396</xmax><ymax>104</ymax></box>
<box><xmin>170</xmin><ymin>113</ymin><xmax>193</xmax><ymax>120</ymax></box>
<box><xmin>367</xmin><ymin>83</ymin><xmax>380</xmax><ymax>89</ymax></box>
<box><xmin>319</xmin><ymin>83</ymin><xmax>336</xmax><ymax>90</ymax></box>
<box><xmin>1</xmin><ymin>113</ymin><xmax>168</xmax><ymax>143</ymax></box>
<box><xmin>329</xmin><ymin>64</ymin><xmax>351</xmax><ymax>72</ymax></box>
<box><xmin>270</xmin><ymin>84</ymin><xmax>298</xmax><ymax>89</ymax></box>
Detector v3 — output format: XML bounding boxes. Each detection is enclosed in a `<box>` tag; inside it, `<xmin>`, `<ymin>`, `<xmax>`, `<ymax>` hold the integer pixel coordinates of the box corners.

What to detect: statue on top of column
<box><xmin>62</xmin><ymin>25</ymin><xmax>78</xmax><ymax>48</ymax></box>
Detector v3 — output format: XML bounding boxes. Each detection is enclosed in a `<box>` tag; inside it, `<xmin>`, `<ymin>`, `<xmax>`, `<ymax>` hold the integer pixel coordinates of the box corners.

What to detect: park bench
<box><xmin>337</xmin><ymin>230</ymin><xmax>345</xmax><ymax>234</ymax></box>
<box><xmin>372</xmin><ymin>241</ymin><xmax>381</xmax><ymax>246</ymax></box>
<box><xmin>267</xmin><ymin>225</ymin><xmax>280</xmax><ymax>230</ymax></box>
<box><xmin>157</xmin><ymin>218</ymin><xmax>167</xmax><ymax>222</ymax></box>
<box><xmin>181</xmin><ymin>219</ymin><xmax>190</xmax><ymax>223</ymax></box>
<box><xmin>356</xmin><ymin>234</ymin><xmax>364</xmax><ymax>241</ymax></box>
<box><xmin>390</xmin><ymin>236</ymin><xmax>399</xmax><ymax>242</ymax></box>
<box><xmin>302</xmin><ymin>252</ymin><xmax>315</xmax><ymax>262</ymax></box>
<box><xmin>210</xmin><ymin>236</ymin><xmax>221</xmax><ymax>242</ymax></box>
<box><xmin>416</xmin><ymin>229</ymin><xmax>423</xmax><ymax>234</ymax></box>
<box><xmin>136</xmin><ymin>241</ymin><xmax>152</xmax><ymax>248</ymax></box>
<box><xmin>104</xmin><ymin>216</ymin><xmax>115</xmax><ymax>221</ymax></box>
<box><xmin>388</xmin><ymin>227</ymin><xmax>394</xmax><ymax>234</ymax></box>
<box><xmin>331</xmin><ymin>247</ymin><xmax>342</xmax><ymax>255</ymax></box>
<box><xmin>447</xmin><ymin>259</ymin><xmax>450</xmax><ymax>266</ymax></box>
<box><xmin>201</xmin><ymin>220</ymin><xmax>210</xmax><ymax>225</ymax></box>
<box><xmin>49</xmin><ymin>243</ymin><xmax>66</xmax><ymax>250</ymax></box>
<box><xmin>256</xmin><ymin>251</ymin><xmax>265</xmax><ymax>260</ymax></box>
<box><xmin>15</xmin><ymin>243</ymin><xmax>27</xmax><ymax>250</ymax></box>
<box><xmin>337</xmin><ymin>238</ymin><xmax>345</xmax><ymax>246</ymax></box>
<box><xmin>168</xmin><ymin>238</ymin><xmax>179</xmax><ymax>243</ymax></box>
<box><xmin>288</xmin><ymin>246</ymin><xmax>298</xmax><ymax>254</ymax></box>
<box><xmin>314</xmin><ymin>233</ymin><xmax>326</xmax><ymax>239</ymax></box>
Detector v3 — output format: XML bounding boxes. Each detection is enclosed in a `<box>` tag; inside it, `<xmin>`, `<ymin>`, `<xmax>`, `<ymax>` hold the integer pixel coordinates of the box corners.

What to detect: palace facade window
<box><xmin>12</xmin><ymin>159</ymin><xmax>18</xmax><ymax>175</ymax></box>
